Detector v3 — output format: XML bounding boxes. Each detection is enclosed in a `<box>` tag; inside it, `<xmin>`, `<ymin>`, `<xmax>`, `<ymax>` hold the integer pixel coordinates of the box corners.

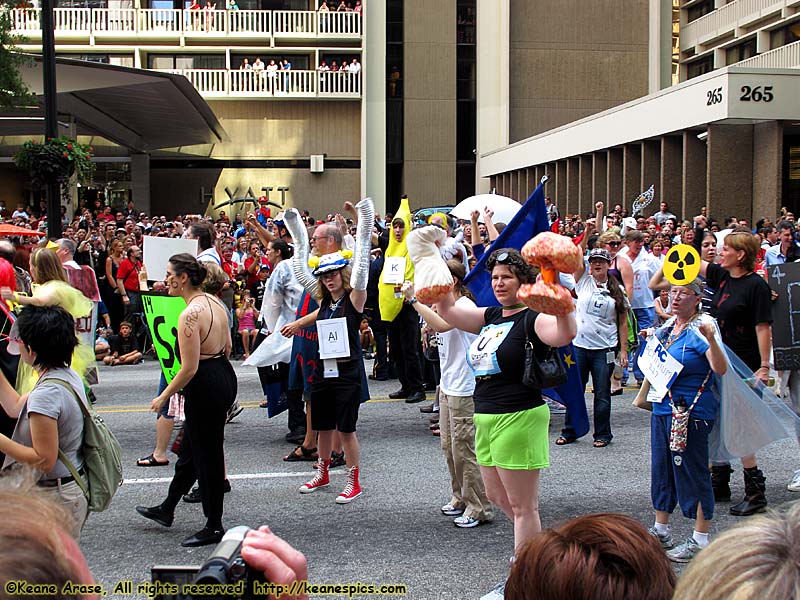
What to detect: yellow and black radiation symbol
<box><xmin>664</xmin><ymin>244</ymin><xmax>701</xmax><ymax>285</ymax></box>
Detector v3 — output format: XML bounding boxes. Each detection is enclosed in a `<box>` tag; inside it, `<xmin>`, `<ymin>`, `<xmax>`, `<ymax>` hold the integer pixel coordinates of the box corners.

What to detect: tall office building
<box><xmin>479</xmin><ymin>0</ymin><xmax>800</xmax><ymax>221</ymax></box>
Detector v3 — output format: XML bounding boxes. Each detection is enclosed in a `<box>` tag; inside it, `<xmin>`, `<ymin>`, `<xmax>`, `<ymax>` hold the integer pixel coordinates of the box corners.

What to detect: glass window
<box><xmin>686</xmin><ymin>55</ymin><xmax>713</xmax><ymax>79</ymax></box>
<box><xmin>456</xmin><ymin>100</ymin><xmax>476</xmax><ymax>161</ymax></box>
<box><xmin>687</xmin><ymin>0</ymin><xmax>714</xmax><ymax>24</ymax></box>
<box><xmin>147</xmin><ymin>54</ymin><xmax>225</xmax><ymax>69</ymax></box>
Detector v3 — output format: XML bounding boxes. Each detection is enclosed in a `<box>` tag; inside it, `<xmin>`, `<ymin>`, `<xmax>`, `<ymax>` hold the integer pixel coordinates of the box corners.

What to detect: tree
<box><xmin>0</xmin><ymin>2</ymin><xmax>35</xmax><ymax>108</ymax></box>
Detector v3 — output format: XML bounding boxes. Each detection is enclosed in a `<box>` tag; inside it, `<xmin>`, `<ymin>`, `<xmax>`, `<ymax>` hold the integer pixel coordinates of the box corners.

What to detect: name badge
<box><xmin>323</xmin><ymin>358</ymin><xmax>339</xmax><ymax>379</ymax></box>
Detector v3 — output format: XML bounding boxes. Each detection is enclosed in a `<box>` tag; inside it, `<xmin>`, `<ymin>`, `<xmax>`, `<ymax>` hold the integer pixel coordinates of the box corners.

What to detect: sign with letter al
<box><xmin>637</xmin><ymin>335</ymin><xmax>684</xmax><ymax>401</ymax></box>
<box><xmin>317</xmin><ymin>317</ymin><xmax>350</xmax><ymax>359</ymax></box>
<box><xmin>142</xmin><ymin>293</ymin><xmax>187</xmax><ymax>383</ymax></box>
<box><xmin>768</xmin><ymin>261</ymin><xmax>800</xmax><ymax>371</ymax></box>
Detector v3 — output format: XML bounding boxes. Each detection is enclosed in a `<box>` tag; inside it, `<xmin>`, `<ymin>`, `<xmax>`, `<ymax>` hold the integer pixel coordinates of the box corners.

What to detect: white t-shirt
<box><xmin>574</xmin><ymin>271</ymin><xmax>619</xmax><ymax>350</ymax></box>
<box><xmin>437</xmin><ymin>296</ymin><xmax>477</xmax><ymax>397</ymax></box>
<box><xmin>628</xmin><ymin>250</ymin><xmax>659</xmax><ymax>309</ymax></box>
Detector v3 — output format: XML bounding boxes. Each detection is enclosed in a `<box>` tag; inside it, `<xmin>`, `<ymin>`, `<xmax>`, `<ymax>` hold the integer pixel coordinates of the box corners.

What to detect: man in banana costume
<box><xmin>379</xmin><ymin>197</ymin><xmax>426</xmax><ymax>404</ymax></box>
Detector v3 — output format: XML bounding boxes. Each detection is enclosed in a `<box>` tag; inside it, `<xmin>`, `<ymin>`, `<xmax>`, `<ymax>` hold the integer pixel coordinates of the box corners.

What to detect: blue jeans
<box><xmin>631</xmin><ymin>307</ymin><xmax>656</xmax><ymax>381</ymax></box>
<box><xmin>562</xmin><ymin>346</ymin><xmax>613</xmax><ymax>442</ymax></box>
<box><xmin>651</xmin><ymin>413</ymin><xmax>715</xmax><ymax>520</ymax></box>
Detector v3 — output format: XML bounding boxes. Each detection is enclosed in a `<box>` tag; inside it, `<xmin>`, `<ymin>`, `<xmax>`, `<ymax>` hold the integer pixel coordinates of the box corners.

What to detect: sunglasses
<box><xmin>607</xmin><ymin>241</ymin><xmax>622</xmax><ymax>247</ymax></box>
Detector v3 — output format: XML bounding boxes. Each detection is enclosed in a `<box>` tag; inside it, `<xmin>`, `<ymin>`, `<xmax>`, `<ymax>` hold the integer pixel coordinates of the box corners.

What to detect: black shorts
<box><xmin>310</xmin><ymin>361</ymin><xmax>362</xmax><ymax>433</ymax></box>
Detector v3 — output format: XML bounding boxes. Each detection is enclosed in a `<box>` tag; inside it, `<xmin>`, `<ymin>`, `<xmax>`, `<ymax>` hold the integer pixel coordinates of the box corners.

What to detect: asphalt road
<box><xmin>80</xmin><ymin>358</ymin><xmax>800</xmax><ymax>599</ymax></box>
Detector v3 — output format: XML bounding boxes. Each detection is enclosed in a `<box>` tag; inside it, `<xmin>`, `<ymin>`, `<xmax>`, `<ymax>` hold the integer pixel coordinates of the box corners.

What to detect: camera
<box><xmin>151</xmin><ymin>527</ymin><xmax>267</xmax><ymax>599</ymax></box>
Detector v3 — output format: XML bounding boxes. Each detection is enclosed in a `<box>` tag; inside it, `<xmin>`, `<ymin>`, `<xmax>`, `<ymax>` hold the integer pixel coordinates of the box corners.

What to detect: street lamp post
<box><xmin>41</xmin><ymin>0</ymin><xmax>62</xmax><ymax>239</ymax></box>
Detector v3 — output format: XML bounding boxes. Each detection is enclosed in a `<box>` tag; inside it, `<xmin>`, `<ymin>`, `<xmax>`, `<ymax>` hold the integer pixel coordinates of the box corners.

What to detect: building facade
<box><xmin>478</xmin><ymin>0</ymin><xmax>800</xmax><ymax>223</ymax></box>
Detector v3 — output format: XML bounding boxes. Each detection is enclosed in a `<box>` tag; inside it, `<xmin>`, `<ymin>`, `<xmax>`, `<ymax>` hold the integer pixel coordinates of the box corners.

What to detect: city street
<box><xmin>83</xmin><ymin>358</ymin><xmax>800</xmax><ymax>599</ymax></box>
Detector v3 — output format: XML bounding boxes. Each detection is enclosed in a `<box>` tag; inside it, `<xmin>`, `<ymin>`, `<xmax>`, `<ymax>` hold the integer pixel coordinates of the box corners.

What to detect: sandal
<box><xmin>593</xmin><ymin>440</ymin><xmax>609</xmax><ymax>448</ymax></box>
<box><xmin>259</xmin><ymin>400</ymin><xmax>268</xmax><ymax>408</ymax></box>
<box><xmin>555</xmin><ymin>436</ymin><xmax>575</xmax><ymax>446</ymax></box>
<box><xmin>283</xmin><ymin>445</ymin><xmax>318</xmax><ymax>462</ymax></box>
<box><xmin>136</xmin><ymin>453</ymin><xmax>169</xmax><ymax>467</ymax></box>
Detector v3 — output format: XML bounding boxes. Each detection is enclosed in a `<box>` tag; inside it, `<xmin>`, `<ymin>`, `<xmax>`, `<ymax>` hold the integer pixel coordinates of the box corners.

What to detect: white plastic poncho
<box><xmin>652</xmin><ymin>314</ymin><xmax>800</xmax><ymax>462</ymax></box>
<box><xmin>244</xmin><ymin>259</ymin><xmax>303</xmax><ymax>367</ymax></box>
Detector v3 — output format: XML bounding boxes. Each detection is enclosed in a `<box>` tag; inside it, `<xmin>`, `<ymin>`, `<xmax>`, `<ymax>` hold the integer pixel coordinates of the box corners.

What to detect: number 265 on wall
<box><xmin>739</xmin><ymin>85</ymin><xmax>774</xmax><ymax>102</ymax></box>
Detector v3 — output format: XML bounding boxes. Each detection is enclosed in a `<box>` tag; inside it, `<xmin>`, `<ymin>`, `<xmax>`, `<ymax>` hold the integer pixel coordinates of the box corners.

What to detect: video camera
<box><xmin>150</xmin><ymin>527</ymin><xmax>267</xmax><ymax>599</ymax></box>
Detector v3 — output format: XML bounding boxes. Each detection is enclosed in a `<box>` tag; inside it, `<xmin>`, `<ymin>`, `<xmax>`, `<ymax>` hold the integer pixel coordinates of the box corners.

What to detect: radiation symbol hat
<box><xmin>664</xmin><ymin>244</ymin><xmax>701</xmax><ymax>285</ymax></box>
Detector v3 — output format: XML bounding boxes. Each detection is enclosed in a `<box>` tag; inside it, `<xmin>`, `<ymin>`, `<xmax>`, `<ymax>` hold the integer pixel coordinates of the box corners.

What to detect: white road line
<box><xmin>123</xmin><ymin>471</ymin><xmax>341</xmax><ymax>485</ymax></box>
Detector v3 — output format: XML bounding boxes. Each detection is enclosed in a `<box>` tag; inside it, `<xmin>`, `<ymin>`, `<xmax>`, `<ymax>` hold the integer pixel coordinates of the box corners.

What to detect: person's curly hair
<box><xmin>486</xmin><ymin>248</ymin><xmax>535</xmax><ymax>284</ymax></box>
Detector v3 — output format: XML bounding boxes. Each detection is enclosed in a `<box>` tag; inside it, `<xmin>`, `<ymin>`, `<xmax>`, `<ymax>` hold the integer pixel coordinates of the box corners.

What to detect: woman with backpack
<box><xmin>0</xmin><ymin>305</ymin><xmax>90</xmax><ymax>539</ymax></box>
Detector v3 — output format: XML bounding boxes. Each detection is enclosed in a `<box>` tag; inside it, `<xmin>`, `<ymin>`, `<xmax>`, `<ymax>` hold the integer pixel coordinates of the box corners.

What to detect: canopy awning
<box><xmin>3</xmin><ymin>55</ymin><xmax>227</xmax><ymax>152</ymax></box>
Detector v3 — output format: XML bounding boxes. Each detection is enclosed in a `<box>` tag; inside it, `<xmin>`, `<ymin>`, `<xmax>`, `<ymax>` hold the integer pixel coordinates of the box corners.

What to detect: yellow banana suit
<box><xmin>378</xmin><ymin>197</ymin><xmax>414</xmax><ymax>322</ymax></box>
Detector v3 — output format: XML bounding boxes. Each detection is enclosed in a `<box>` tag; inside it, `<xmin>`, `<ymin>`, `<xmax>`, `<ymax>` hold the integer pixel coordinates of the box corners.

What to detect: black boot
<box><xmin>730</xmin><ymin>467</ymin><xmax>767</xmax><ymax>516</ymax></box>
<box><xmin>711</xmin><ymin>465</ymin><xmax>733</xmax><ymax>502</ymax></box>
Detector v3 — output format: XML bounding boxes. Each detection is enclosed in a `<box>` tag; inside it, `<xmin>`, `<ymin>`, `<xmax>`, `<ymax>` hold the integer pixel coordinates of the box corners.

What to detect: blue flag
<box><xmin>464</xmin><ymin>177</ymin><xmax>590</xmax><ymax>438</ymax></box>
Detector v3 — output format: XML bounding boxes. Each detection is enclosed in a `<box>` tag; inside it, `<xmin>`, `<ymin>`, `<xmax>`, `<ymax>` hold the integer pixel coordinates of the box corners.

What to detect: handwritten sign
<box><xmin>638</xmin><ymin>335</ymin><xmax>684</xmax><ymax>401</ymax></box>
<box><xmin>143</xmin><ymin>237</ymin><xmax>198</xmax><ymax>281</ymax></box>
<box><xmin>142</xmin><ymin>293</ymin><xmax>187</xmax><ymax>384</ymax></box>
<box><xmin>769</xmin><ymin>261</ymin><xmax>800</xmax><ymax>371</ymax></box>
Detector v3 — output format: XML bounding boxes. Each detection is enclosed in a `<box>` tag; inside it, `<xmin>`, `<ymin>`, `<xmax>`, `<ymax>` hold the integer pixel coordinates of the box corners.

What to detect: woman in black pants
<box><xmin>136</xmin><ymin>253</ymin><xmax>237</xmax><ymax>547</ymax></box>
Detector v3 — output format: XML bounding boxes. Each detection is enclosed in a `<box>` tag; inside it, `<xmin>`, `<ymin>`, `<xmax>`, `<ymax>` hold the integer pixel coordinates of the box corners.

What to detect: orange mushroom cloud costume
<box><xmin>519</xmin><ymin>232</ymin><xmax>582</xmax><ymax>316</ymax></box>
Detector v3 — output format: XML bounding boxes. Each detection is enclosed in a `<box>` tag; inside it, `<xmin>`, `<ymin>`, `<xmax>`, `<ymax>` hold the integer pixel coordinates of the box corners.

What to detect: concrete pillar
<box><xmin>623</xmin><ymin>144</ymin><xmax>642</xmax><ymax>213</ymax></box>
<box><xmin>707</xmin><ymin>124</ymin><xmax>754</xmax><ymax>223</ymax></box>
<box><xmin>567</xmin><ymin>158</ymin><xmax>580</xmax><ymax>218</ymax></box>
<box><xmin>648</xmin><ymin>0</ymin><xmax>673</xmax><ymax>93</ymax></box>
<box><xmin>641</xmin><ymin>140</ymin><xmax>661</xmax><ymax>213</ymax></box>
<box><xmin>131</xmin><ymin>154</ymin><xmax>150</xmax><ymax>216</ymax></box>
<box><xmin>753</xmin><ymin>121</ymin><xmax>783</xmax><ymax>223</ymax></box>
<box><xmin>361</xmin><ymin>0</ymin><xmax>386</xmax><ymax>213</ymax></box>
<box><xmin>556</xmin><ymin>160</ymin><xmax>567</xmax><ymax>214</ymax></box>
<box><xmin>579</xmin><ymin>155</ymin><xmax>592</xmax><ymax>218</ymax></box>
<box><xmin>682</xmin><ymin>131</ymin><xmax>707</xmax><ymax>220</ymax></box>
<box><xmin>475</xmin><ymin>0</ymin><xmax>509</xmax><ymax>193</ymax></box>
<box><xmin>660</xmin><ymin>136</ymin><xmax>682</xmax><ymax>217</ymax></box>
<box><xmin>592</xmin><ymin>152</ymin><xmax>608</xmax><ymax>206</ymax></box>
<box><xmin>607</xmin><ymin>148</ymin><xmax>623</xmax><ymax>209</ymax></box>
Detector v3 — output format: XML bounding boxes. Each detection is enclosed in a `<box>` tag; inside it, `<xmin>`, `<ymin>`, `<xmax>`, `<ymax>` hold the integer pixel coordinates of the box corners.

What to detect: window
<box><xmin>686</xmin><ymin>0</ymin><xmax>714</xmax><ymax>24</ymax></box>
<box><xmin>456</xmin><ymin>100</ymin><xmax>476</xmax><ymax>161</ymax></box>
<box><xmin>147</xmin><ymin>54</ymin><xmax>225</xmax><ymax>69</ymax></box>
<box><xmin>686</xmin><ymin>55</ymin><xmax>714</xmax><ymax>79</ymax></box>
<box><xmin>770</xmin><ymin>22</ymin><xmax>800</xmax><ymax>49</ymax></box>
<box><xmin>58</xmin><ymin>54</ymin><xmax>134</xmax><ymax>67</ymax></box>
<box><xmin>457</xmin><ymin>57</ymin><xmax>475</xmax><ymax>99</ymax></box>
<box><xmin>726</xmin><ymin>38</ymin><xmax>757</xmax><ymax>64</ymax></box>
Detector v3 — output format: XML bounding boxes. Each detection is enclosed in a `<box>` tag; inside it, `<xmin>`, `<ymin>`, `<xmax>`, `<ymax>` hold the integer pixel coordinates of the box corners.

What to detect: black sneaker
<box><xmin>136</xmin><ymin>504</ymin><xmax>174</xmax><ymax>527</ymax></box>
<box><xmin>183</xmin><ymin>480</ymin><xmax>230</xmax><ymax>503</ymax></box>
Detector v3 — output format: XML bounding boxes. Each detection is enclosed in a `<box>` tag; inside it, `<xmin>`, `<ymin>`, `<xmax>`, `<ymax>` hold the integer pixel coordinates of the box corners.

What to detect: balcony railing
<box><xmin>156</xmin><ymin>68</ymin><xmax>361</xmax><ymax>99</ymax></box>
<box><xmin>735</xmin><ymin>38</ymin><xmax>800</xmax><ymax>67</ymax></box>
<box><xmin>10</xmin><ymin>7</ymin><xmax>361</xmax><ymax>39</ymax></box>
<box><xmin>681</xmin><ymin>0</ymin><xmax>788</xmax><ymax>51</ymax></box>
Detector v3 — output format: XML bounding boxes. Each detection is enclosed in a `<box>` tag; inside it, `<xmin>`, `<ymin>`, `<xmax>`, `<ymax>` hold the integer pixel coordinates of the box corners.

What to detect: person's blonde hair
<box><xmin>597</xmin><ymin>231</ymin><xmax>621</xmax><ymax>246</ymax></box>
<box><xmin>674</xmin><ymin>503</ymin><xmax>800</xmax><ymax>600</ymax></box>
<box><xmin>316</xmin><ymin>265</ymin><xmax>352</xmax><ymax>303</ymax></box>
<box><xmin>202</xmin><ymin>262</ymin><xmax>228</xmax><ymax>295</ymax></box>
<box><xmin>30</xmin><ymin>248</ymin><xmax>68</xmax><ymax>284</ymax></box>
<box><xmin>723</xmin><ymin>228</ymin><xmax>759</xmax><ymax>272</ymax></box>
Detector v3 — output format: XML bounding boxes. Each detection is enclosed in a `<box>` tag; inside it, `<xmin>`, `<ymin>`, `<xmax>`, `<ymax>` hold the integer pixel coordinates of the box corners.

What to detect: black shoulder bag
<box><xmin>522</xmin><ymin>312</ymin><xmax>567</xmax><ymax>390</ymax></box>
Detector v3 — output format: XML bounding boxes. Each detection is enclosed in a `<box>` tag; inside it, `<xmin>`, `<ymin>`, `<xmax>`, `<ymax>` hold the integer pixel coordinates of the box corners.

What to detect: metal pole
<box><xmin>41</xmin><ymin>0</ymin><xmax>61</xmax><ymax>239</ymax></box>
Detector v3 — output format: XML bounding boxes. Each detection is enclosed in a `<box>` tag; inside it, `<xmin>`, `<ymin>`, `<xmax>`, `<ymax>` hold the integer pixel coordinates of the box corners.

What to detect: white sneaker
<box><xmin>788</xmin><ymin>469</ymin><xmax>800</xmax><ymax>492</ymax></box>
<box><xmin>453</xmin><ymin>515</ymin><xmax>483</xmax><ymax>528</ymax></box>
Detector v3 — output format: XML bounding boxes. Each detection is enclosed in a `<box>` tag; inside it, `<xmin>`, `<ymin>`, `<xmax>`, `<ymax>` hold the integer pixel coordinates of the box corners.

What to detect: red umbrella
<box><xmin>0</xmin><ymin>224</ymin><xmax>46</xmax><ymax>237</ymax></box>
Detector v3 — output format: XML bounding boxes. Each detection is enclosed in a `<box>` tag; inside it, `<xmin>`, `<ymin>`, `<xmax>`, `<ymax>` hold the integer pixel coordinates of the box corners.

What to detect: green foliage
<box><xmin>14</xmin><ymin>136</ymin><xmax>95</xmax><ymax>187</ymax></box>
<box><xmin>0</xmin><ymin>2</ymin><xmax>35</xmax><ymax>108</ymax></box>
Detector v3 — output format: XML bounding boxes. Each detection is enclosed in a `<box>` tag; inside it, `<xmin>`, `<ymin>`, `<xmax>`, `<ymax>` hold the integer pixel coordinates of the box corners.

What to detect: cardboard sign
<box><xmin>768</xmin><ymin>261</ymin><xmax>800</xmax><ymax>371</ymax></box>
<box><xmin>638</xmin><ymin>335</ymin><xmax>684</xmax><ymax>400</ymax></box>
<box><xmin>143</xmin><ymin>237</ymin><xmax>198</xmax><ymax>281</ymax></box>
<box><xmin>316</xmin><ymin>317</ymin><xmax>350</xmax><ymax>359</ymax></box>
<box><xmin>383</xmin><ymin>256</ymin><xmax>406</xmax><ymax>284</ymax></box>
<box><xmin>142</xmin><ymin>293</ymin><xmax>187</xmax><ymax>384</ymax></box>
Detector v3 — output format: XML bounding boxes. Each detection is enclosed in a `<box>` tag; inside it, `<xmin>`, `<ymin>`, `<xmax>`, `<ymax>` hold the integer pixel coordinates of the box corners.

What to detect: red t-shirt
<box><xmin>117</xmin><ymin>258</ymin><xmax>141</xmax><ymax>292</ymax></box>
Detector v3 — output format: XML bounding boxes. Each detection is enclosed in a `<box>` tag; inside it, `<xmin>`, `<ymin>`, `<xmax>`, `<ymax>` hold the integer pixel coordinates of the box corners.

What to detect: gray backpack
<box><xmin>51</xmin><ymin>379</ymin><xmax>123</xmax><ymax>512</ymax></box>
